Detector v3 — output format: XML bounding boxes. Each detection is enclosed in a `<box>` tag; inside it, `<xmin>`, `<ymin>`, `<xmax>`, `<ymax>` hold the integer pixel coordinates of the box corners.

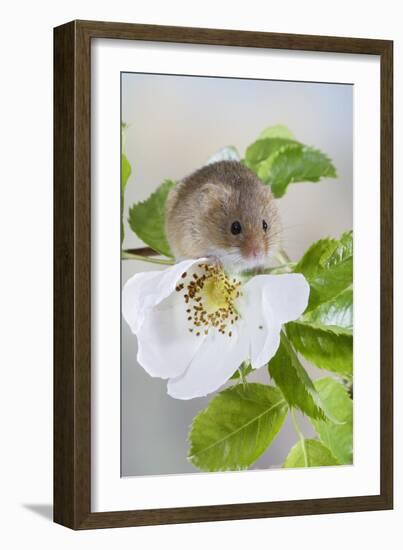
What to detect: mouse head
<box><xmin>200</xmin><ymin>179</ymin><xmax>281</xmax><ymax>273</ymax></box>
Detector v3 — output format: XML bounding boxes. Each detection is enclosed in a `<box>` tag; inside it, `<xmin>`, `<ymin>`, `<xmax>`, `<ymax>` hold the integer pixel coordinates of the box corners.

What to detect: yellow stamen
<box><xmin>176</xmin><ymin>263</ymin><xmax>242</xmax><ymax>337</ymax></box>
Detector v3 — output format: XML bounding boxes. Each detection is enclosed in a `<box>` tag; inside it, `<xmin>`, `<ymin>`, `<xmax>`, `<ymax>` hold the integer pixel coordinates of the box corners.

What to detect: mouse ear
<box><xmin>199</xmin><ymin>182</ymin><xmax>232</xmax><ymax>213</ymax></box>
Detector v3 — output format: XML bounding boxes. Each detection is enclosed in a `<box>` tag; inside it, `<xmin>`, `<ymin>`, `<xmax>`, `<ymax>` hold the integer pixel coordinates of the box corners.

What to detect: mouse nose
<box><xmin>243</xmin><ymin>241</ymin><xmax>263</xmax><ymax>259</ymax></box>
<box><xmin>250</xmin><ymin>246</ymin><xmax>262</xmax><ymax>258</ymax></box>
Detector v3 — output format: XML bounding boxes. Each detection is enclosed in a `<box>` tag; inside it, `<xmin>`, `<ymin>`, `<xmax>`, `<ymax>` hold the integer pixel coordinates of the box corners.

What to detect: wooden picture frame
<box><xmin>54</xmin><ymin>20</ymin><xmax>393</xmax><ymax>529</ymax></box>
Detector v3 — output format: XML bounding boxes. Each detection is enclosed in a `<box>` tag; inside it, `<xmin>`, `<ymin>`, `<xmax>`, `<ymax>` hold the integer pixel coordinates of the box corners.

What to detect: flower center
<box><xmin>202</xmin><ymin>277</ymin><xmax>229</xmax><ymax>313</ymax></box>
<box><xmin>175</xmin><ymin>263</ymin><xmax>242</xmax><ymax>337</ymax></box>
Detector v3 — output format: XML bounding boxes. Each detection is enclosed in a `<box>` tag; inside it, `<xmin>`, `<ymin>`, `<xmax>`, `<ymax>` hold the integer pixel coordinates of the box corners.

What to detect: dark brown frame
<box><xmin>54</xmin><ymin>20</ymin><xmax>393</xmax><ymax>530</ymax></box>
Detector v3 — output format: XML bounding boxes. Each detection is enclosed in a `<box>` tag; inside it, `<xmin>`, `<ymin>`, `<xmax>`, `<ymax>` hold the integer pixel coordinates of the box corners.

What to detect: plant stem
<box><xmin>239</xmin><ymin>368</ymin><xmax>247</xmax><ymax>390</ymax></box>
<box><xmin>291</xmin><ymin>408</ymin><xmax>309</xmax><ymax>467</ymax></box>
<box><xmin>121</xmin><ymin>250</ymin><xmax>174</xmax><ymax>265</ymax></box>
<box><xmin>276</xmin><ymin>248</ymin><xmax>292</xmax><ymax>266</ymax></box>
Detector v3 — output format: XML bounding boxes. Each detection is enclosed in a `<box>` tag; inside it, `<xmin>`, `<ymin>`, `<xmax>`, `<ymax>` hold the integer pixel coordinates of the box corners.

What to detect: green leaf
<box><xmin>303</xmin><ymin>288</ymin><xmax>353</xmax><ymax>332</ymax></box>
<box><xmin>258</xmin><ymin>124</ymin><xmax>295</xmax><ymax>140</ymax></box>
<box><xmin>121</xmin><ymin>153</ymin><xmax>132</xmax><ymax>243</ymax></box>
<box><xmin>294</xmin><ymin>231</ymin><xmax>353</xmax><ymax>311</ymax></box>
<box><xmin>121</xmin><ymin>153</ymin><xmax>131</xmax><ymax>194</ymax></box>
<box><xmin>310</xmin><ymin>378</ymin><xmax>353</xmax><ymax>464</ymax></box>
<box><xmin>206</xmin><ymin>145</ymin><xmax>241</xmax><ymax>165</ymax></box>
<box><xmin>121</xmin><ymin>121</ymin><xmax>132</xmax><ymax>244</ymax></box>
<box><xmin>262</xmin><ymin>145</ymin><xmax>337</xmax><ymax>198</ymax></box>
<box><xmin>268</xmin><ymin>333</ymin><xmax>329</xmax><ymax>420</ymax></box>
<box><xmin>188</xmin><ymin>383</ymin><xmax>288</xmax><ymax>472</ymax></box>
<box><xmin>286</xmin><ymin>321</ymin><xmax>352</xmax><ymax>376</ymax></box>
<box><xmin>244</xmin><ymin>136</ymin><xmax>337</xmax><ymax>198</ymax></box>
<box><xmin>244</xmin><ymin>138</ymin><xmax>298</xmax><ymax>173</ymax></box>
<box><xmin>283</xmin><ymin>438</ymin><xmax>340</xmax><ymax>468</ymax></box>
<box><xmin>128</xmin><ymin>179</ymin><xmax>176</xmax><ymax>257</ymax></box>
<box><xmin>288</xmin><ymin>284</ymin><xmax>353</xmax><ymax>371</ymax></box>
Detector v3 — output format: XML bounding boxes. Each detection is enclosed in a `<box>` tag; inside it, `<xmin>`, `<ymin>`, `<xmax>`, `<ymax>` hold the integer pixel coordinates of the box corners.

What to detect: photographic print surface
<box><xmin>121</xmin><ymin>72</ymin><xmax>353</xmax><ymax>477</ymax></box>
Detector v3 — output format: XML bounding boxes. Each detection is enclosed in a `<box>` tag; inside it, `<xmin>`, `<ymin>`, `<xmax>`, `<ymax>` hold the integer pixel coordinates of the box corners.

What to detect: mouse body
<box><xmin>165</xmin><ymin>161</ymin><xmax>281</xmax><ymax>272</ymax></box>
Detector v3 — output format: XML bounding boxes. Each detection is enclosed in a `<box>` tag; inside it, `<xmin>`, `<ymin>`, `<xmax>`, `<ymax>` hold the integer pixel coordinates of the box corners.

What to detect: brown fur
<box><xmin>165</xmin><ymin>161</ymin><xmax>281</xmax><ymax>269</ymax></box>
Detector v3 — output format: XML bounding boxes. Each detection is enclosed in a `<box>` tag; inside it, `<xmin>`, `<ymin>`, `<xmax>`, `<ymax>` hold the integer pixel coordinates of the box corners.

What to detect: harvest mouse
<box><xmin>165</xmin><ymin>160</ymin><xmax>281</xmax><ymax>272</ymax></box>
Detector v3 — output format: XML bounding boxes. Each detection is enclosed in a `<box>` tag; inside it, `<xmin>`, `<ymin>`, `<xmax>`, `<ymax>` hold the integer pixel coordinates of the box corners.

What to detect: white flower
<box><xmin>122</xmin><ymin>259</ymin><xmax>309</xmax><ymax>400</ymax></box>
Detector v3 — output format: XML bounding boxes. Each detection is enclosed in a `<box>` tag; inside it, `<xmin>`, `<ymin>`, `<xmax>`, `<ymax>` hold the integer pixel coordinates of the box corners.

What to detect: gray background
<box><xmin>121</xmin><ymin>73</ymin><xmax>353</xmax><ymax>476</ymax></box>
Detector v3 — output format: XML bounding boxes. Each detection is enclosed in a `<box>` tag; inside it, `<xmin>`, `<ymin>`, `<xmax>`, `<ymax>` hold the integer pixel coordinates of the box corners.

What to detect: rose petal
<box><xmin>122</xmin><ymin>258</ymin><xmax>205</xmax><ymax>334</ymax></box>
<box><xmin>244</xmin><ymin>273</ymin><xmax>310</xmax><ymax>324</ymax></box>
<box><xmin>243</xmin><ymin>273</ymin><xmax>309</xmax><ymax>369</ymax></box>
<box><xmin>167</xmin><ymin>326</ymin><xmax>249</xmax><ymax>399</ymax></box>
<box><xmin>137</xmin><ymin>299</ymin><xmax>206</xmax><ymax>379</ymax></box>
<box><xmin>122</xmin><ymin>270</ymin><xmax>162</xmax><ymax>334</ymax></box>
<box><xmin>241</xmin><ymin>284</ymin><xmax>281</xmax><ymax>369</ymax></box>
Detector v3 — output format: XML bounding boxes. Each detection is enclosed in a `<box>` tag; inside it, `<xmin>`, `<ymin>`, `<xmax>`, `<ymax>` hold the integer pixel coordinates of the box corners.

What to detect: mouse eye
<box><xmin>262</xmin><ymin>220</ymin><xmax>268</xmax><ymax>232</ymax></box>
<box><xmin>231</xmin><ymin>221</ymin><xmax>242</xmax><ymax>235</ymax></box>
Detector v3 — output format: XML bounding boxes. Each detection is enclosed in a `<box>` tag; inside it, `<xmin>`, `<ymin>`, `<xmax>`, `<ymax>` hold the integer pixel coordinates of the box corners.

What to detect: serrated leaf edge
<box><xmin>127</xmin><ymin>178</ymin><xmax>176</xmax><ymax>257</ymax></box>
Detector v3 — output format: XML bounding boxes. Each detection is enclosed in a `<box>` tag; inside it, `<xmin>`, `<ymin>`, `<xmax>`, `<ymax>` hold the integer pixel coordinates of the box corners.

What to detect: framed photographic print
<box><xmin>54</xmin><ymin>20</ymin><xmax>393</xmax><ymax>529</ymax></box>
